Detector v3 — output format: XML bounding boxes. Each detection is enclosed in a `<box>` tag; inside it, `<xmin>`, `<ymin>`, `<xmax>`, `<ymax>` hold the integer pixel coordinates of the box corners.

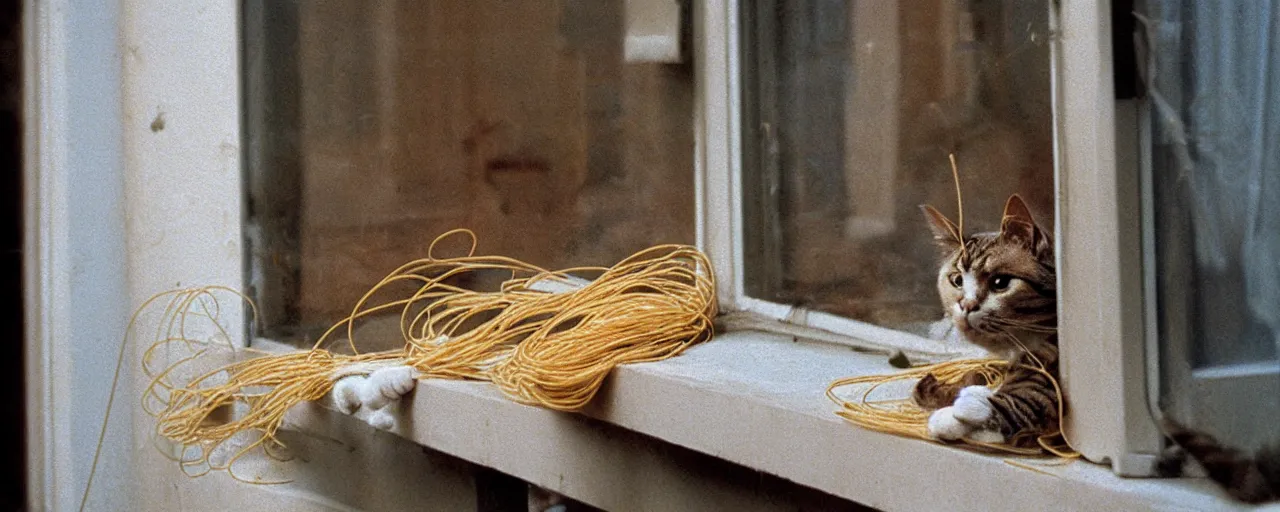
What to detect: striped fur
<box><xmin>914</xmin><ymin>196</ymin><xmax>1278</xmax><ymax>503</ymax></box>
<box><xmin>912</xmin><ymin>371</ymin><xmax>988</xmax><ymax>410</ymax></box>
<box><xmin>984</xmin><ymin>344</ymin><xmax>1059</xmax><ymax>445</ymax></box>
<box><xmin>913</xmin><ymin>195</ymin><xmax>1061</xmax><ymax>445</ymax></box>
<box><xmin>1157</xmin><ymin>421</ymin><xmax>1279</xmax><ymax>504</ymax></box>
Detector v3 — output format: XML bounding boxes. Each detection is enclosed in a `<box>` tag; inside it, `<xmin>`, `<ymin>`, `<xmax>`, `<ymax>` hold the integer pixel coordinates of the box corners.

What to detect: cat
<box><xmin>911</xmin><ymin>194</ymin><xmax>1060</xmax><ymax>447</ymax></box>
<box><xmin>331</xmin><ymin>364</ymin><xmax>418</xmax><ymax>431</ymax></box>
<box><xmin>912</xmin><ymin>194</ymin><xmax>1278</xmax><ymax>504</ymax></box>
<box><xmin>1156</xmin><ymin>420</ymin><xmax>1279</xmax><ymax>504</ymax></box>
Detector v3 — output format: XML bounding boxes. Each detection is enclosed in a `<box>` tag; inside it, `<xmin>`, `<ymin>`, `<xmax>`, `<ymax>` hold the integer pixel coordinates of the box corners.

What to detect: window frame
<box><xmin>1053</xmin><ymin>4</ymin><xmax>1165</xmax><ymax>475</ymax></box>
<box><xmin>24</xmin><ymin>0</ymin><xmax>244</xmax><ymax>508</ymax></box>
<box><xmin>696</xmin><ymin>0</ymin><xmax>1166</xmax><ymax>474</ymax></box>
<box><xmin>1134</xmin><ymin>2</ymin><xmax>1280</xmax><ymax>457</ymax></box>
<box><xmin>695</xmin><ymin>0</ymin><xmax>965</xmax><ymax>362</ymax></box>
<box><xmin>26</xmin><ymin>7</ymin><xmax>1172</xmax><ymax>510</ymax></box>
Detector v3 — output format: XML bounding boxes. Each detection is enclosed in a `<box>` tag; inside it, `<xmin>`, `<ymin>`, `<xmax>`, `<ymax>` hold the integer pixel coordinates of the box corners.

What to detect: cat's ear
<box><xmin>1000</xmin><ymin>194</ymin><xmax>1038</xmax><ymax>242</ymax></box>
<box><xmin>920</xmin><ymin>204</ymin><xmax>962</xmax><ymax>248</ymax></box>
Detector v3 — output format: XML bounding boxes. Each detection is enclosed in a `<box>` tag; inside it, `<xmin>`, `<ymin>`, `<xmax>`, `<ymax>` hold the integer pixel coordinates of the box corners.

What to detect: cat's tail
<box><xmin>1161</xmin><ymin>419</ymin><xmax>1278</xmax><ymax>504</ymax></box>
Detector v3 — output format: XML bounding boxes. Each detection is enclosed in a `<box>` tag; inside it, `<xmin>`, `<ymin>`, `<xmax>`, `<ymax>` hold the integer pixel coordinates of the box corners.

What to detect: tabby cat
<box><xmin>1157</xmin><ymin>421</ymin><xmax>1279</xmax><ymax>504</ymax></box>
<box><xmin>912</xmin><ymin>194</ymin><xmax>1279</xmax><ymax>504</ymax></box>
<box><xmin>912</xmin><ymin>194</ymin><xmax>1059</xmax><ymax>446</ymax></box>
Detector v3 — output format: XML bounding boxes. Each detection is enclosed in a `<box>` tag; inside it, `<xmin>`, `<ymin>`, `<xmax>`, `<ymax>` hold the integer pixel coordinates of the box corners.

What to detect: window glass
<box><xmin>741</xmin><ymin>0</ymin><xmax>1055</xmax><ymax>335</ymax></box>
<box><xmin>1143</xmin><ymin>0</ymin><xmax>1280</xmax><ymax>451</ymax></box>
<box><xmin>243</xmin><ymin>1</ymin><xmax>695</xmax><ymax>348</ymax></box>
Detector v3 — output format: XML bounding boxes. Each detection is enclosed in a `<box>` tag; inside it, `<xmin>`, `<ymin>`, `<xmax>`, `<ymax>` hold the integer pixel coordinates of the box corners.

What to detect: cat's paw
<box><xmin>332</xmin><ymin>375</ymin><xmax>366</xmax><ymax>414</ymax></box>
<box><xmin>359</xmin><ymin>366</ymin><xmax>417</xmax><ymax>410</ymax></box>
<box><xmin>366</xmin><ymin>408</ymin><xmax>397</xmax><ymax>431</ymax></box>
<box><xmin>927</xmin><ymin>406</ymin><xmax>972</xmax><ymax>440</ymax></box>
<box><xmin>952</xmin><ymin>385</ymin><xmax>995</xmax><ymax>425</ymax></box>
<box><xmin>967</xmin><ymin>429</ymin><xmax>1006</xmax><ymax>444</ymax></box>
<box><xmin>912</xmin><ymin>373</ymin><xmax>947</xmax><ymax>409</ymax></box>
<box><xmin>1154</xmin><ymin>444</ymin><xmax>1205</xmax><ymax>478</ymax></box>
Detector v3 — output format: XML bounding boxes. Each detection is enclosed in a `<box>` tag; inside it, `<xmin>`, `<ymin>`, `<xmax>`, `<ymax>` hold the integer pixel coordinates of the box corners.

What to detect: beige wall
<box><xmin>280</xmin><ymin>0</ymin><xmax>695</xmax><ymax>335</ymax></box>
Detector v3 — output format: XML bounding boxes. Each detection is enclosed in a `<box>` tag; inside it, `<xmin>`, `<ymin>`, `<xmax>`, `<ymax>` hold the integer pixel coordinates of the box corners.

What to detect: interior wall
<box><xmin>245</xmin><ymin>0</ymin><xmax>696</xmax><ymax>343</ymax></box>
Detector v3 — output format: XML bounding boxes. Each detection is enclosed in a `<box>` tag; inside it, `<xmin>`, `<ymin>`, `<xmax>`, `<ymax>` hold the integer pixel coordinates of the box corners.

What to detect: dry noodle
<box><xmin>132</xmin><ymin>230</ymin><xmax>717</xmax><ymax>483</ymax></box>
<box><xmin>826</xmin><ymin>358</ymin><xmax>1081</xmax><ymax>459</ymax></box>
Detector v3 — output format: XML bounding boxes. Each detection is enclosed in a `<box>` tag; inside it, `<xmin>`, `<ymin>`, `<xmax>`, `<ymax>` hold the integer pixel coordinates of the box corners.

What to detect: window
<box><xmin>38</xmin><ymin>1</ymin><xmax>1267</xmax><ymax>507</ymax></box>
<box><xmin>242</xmin><ymin>1</ymin><xmax>696</xmax><ymax>348</ymax></box>
<box><xmin>237</xmin><ymin>0</ymin><xmax>1173</xmax><ymax>474</ymax></box>
<box><xmin>1140</xmin><ymin>0</ymin><xmax>1280</xmax><ymax>454</ymax></box>
<box><xmin>738</xmin><ymin>0</ymin><xmax>1054</xmax><ymax>340</ymax></box>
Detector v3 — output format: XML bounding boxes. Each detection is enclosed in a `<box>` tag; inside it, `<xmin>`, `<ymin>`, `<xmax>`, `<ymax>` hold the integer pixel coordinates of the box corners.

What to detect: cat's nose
<box><xmin>958</xmin><ymin>298</ymin><xmax>980</xmax><ymax>313</ymax></box>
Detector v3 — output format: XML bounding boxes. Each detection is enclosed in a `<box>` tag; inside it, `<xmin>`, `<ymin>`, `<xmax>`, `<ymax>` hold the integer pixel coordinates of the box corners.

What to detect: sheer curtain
<box><xmin>1144</xmin><ymin>0</ymin><xmax>1280</xmax><ymax>447</ymax></box>
<box><xmin>1147</xmin><ymin>1</ymin><xmax>1279</xmax><ymax>364</ymax></box>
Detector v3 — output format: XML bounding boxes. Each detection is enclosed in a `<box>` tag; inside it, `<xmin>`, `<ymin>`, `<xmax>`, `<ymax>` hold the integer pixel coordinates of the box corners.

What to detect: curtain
<box><xmin>1145</xmin><ymin>1</ymin><xmax>1280</xmax><ymax>365</ymax></box>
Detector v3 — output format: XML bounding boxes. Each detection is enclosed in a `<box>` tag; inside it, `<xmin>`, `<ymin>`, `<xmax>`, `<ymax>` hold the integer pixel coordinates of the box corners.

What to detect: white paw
<box><xmin>366</xmin><ymin>409</ymin><xmax>396</xmax><ymax>431</ymax></box>
<box><xmin>952</xmin><ymin>385</ymin><xmax>995</xmax><ymax>425</ymax></box>
<box><xmin>927</xmin><ymin>407</ymin><xmax>972</xmax><ymax>440</ymax></box>
<box><xmin>359</xmin><ymin>366</ymin><xmax>417</xmax><ymax>410</ymax></box>
<box><xmin>967</xmin><ymin>429</ymin><xmax>1006</xmax><ymax>444</ymax></box>
<box><xmin>332</xmin><ymin>376</ymin><xmax>366</xmax><ymax>414</ymax></box>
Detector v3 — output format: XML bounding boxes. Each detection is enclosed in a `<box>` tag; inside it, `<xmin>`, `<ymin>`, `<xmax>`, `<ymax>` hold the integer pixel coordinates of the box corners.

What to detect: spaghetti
<box><xmin>136</xmin><ymin>230</ymin><xmax>717</xmax><ymax>481</ymax></box>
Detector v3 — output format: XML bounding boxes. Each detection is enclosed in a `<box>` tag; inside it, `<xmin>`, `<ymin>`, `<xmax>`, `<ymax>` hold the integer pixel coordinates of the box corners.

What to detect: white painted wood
<box><xmin>24</xmin><ymin>0</ymin><xmax>141</xmax><ymax>509</ymax></box>
<box><xmin>696</xmin><ymin>0</ymin><xmax>740</xmax><ymax>306</ymax></box>
<box><xmin>726</xmin><ymin>301</ymin><xmax>988</xmax><ymax>363</ymax></box>
<box><xmin>116</xmin><ymin>0</ymin><xmax>245</xmax><ymax>508</ymax></box>
<box><xmin>1054</xmin><ymin>1</ymin><xmax>1163</xmax><ymax>475</ymax></box>
<box><xmin>23</xmin><ymin>0</ymin><xmax>72</xmax><ymax>508</ymax></box>
<box><xmin>1187</xmin><ymin>365</ymin><xmax>1280</xmax><ymax>454</ymax></box>
<box><xmin>119</xmin><ymin>0</ymin><xmax>244</xmax><ymax>307</ymax></box>
<box><xmin>327</xmin><ymin>330</ymin><xmax>1245</xmax><ymax>512</ymax></box>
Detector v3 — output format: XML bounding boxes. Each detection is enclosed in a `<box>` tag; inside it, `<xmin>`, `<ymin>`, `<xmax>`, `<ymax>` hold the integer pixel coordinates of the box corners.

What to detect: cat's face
<box><xmin>922</xmin><ymin>195</ymin><xmax>1056</xmax><ymax>357</ymax></box>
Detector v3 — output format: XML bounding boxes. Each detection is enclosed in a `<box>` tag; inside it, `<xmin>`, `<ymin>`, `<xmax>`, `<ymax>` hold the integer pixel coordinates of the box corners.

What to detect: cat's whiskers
<box><xmin>987</xmin><ymin>317</ymin><xmax>1057</xmax><ymax>333</ymax></box>
<box><xmin>999</xmin><ymin>331</ymin><xmax>1048</xmax><ymax>367</ymax></box>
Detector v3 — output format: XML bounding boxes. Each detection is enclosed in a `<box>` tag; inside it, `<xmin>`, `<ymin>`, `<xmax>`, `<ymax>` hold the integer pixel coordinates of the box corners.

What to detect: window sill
<box><xmin>270</xmin><ymin>331</ymin><xmax>1249</xmax><ymax>511</ymax></box>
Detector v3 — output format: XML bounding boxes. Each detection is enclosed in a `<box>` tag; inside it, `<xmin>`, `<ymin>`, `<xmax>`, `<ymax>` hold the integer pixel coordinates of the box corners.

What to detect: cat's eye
<box><xmin>991</xmin><ymin>275</ymin><xmax>1013</xmax><ymax>291</ymax></box>
<box><xmin>948</xmin><ymin>273</ymin><xmax>963</xmax><ymax>288</ymax></box>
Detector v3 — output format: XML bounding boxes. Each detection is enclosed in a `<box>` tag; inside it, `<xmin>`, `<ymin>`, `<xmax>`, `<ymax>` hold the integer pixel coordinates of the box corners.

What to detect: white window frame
<box><xmin>1054</xmin><ymin>3</ymin><xmax>1164</xmax><ymax>475</ymax></box>
<box><xmin>1131</xmin><ymin>1</ymin><xmax>1280</xmax><ymax>458</ymax></box>
<box><xmin>25</xmin><ymin>4</ymin><xmax>1173</xmax><ymax>511</ymax></box>
<box><xmin>25</xmin><ymin>0</ymin><xmax>243</xmax><ymax>509</ymax></box>
<box><xmin>695</xmin><ymin>0</ymin><xmax>1165</xmax><ymax>474</ymax></box>
<box><xmin>695</xmin><ymin>0</ymin><xmax>985</xmax><ymax>361</ymax></box>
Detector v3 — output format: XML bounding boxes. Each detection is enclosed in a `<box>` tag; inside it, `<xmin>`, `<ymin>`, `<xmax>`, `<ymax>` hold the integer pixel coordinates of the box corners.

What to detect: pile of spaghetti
<box><xmin>136</xmin><ymin>230</ymin><xmax>717</xmax><ymax>479</ymax></box>
<box><xmin>826</xmin><ymin>359</ymin><xmax>1077</xmax><ymax>459</ymax></box>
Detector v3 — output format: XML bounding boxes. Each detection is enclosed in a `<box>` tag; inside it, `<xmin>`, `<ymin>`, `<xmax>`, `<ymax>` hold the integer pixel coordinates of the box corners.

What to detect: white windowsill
<box><xmin>262</xmin><ymin>331</ymin><xmax>1263</xmax><ymax>512</ymax></box>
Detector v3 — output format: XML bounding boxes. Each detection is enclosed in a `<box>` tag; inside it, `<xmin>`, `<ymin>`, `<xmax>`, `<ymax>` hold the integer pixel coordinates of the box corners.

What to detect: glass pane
<box><xmin>741</xmin><ymin>1</ymin><xmax>1055</xmax><ymax>335</ymax></box>
<box><xmin>1147</xmin><ymin>1</ymin><xmax>1280</xmax><ymax>367</ymax></box>
<box><xmin>243</xmin><ymin>1</ymin><xmax>695</xmax><ymax>348</ymax></box>
<box><xmin>1144</xmin><ymin>0</ymin><xmax>1280</xmax><ymax>450</ymax></box>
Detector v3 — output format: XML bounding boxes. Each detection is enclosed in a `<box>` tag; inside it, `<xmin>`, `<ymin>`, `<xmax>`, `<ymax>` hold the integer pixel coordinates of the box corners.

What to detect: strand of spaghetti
<box><xmin>82</xmin><ymin>286</ymin><xmax>260</xmax><ymax>512</ymax></box>
<box><xmin>1004</xmin><ymin>459</ymin><xmax>1060</xmax><ymax>477</ymax></box>
<box><xmin>827</xmin><ymin>353</ymin><xmax>1081</xmax><ymax>458</ymax></box>
<box><xmin>1000</xmin><ymin>331</ymin><xmax>1080</xmax><ymax>457</ymax></box>
<box><xmin>132</xmin><ymin>232</ymin><xmax>716</xmax><ymax>484</ymax></box>
<box><xmin>948</xmin><ymin>152</ymin><xmax>968</xmax><ymax>258</ymax></box>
